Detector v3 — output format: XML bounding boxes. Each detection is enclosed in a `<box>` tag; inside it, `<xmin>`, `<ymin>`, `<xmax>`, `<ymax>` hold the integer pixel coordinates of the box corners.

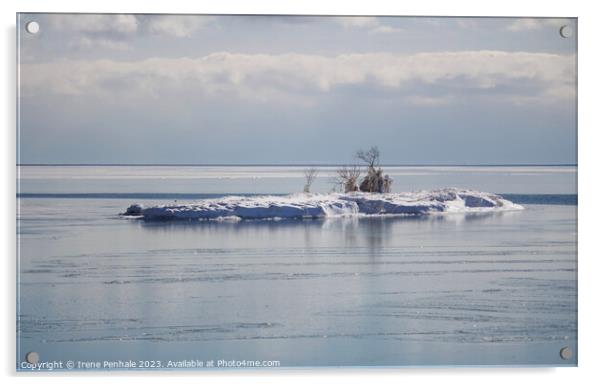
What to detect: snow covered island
<box><xmin>122</xmin><ymin>188</ymin><xmax>523</xmax><ymax>221</ymax></box>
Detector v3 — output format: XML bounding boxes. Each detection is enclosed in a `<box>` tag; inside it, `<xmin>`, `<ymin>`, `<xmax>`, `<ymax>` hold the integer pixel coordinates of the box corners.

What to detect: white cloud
<box><xmin>47</xmin><ymin>14</ymin><xmax>215</xmax><ymax>37</ymax></box>
<box><xmin>506</xmin><ymin>18</ymin><xmax>571</xmax><ymax>32</ymax></box>
<box><xmin>44</xmin><ymin>14</ymin><xmax>214</xmax><ymax>50</ymax></box>
<box><xmin>45</xmin><ymin>14</ymin><xmax>138</xmax><ymax>51</ymax></box>
<box><xmin>48</xmin><ymin>14</ymin><xmax>139</xmax><ymax>34</ymax></box>
<box><xmin>405</xmin><ymin>95</ymin><xmax>452</xmax><ymax>107</ymax></box>
<box><xmin>369</xmin><ymin>25</ymin><xmax>404</xmax><ymax>34</ymax></box>
<box><xmin>334</xmin><ymin>16</ymin><xmax>403</xmax><ymax>35</ymax></box>
<box><xmin>20</xmin><ymin>51</ymin><xmax>575</xmax><ymax>105</ymax></box>
<box><xmin>334</xmin><ymin>16</ymin><xmax>379</xmax><ymax>28</ymax></box>
<box><xmin>70</xmin><ymin>37</ymin><xmax>129</xmax><ymax>51</ymax></box>
<box><xmin>144</xmin><ymin>15</ymin><xmax>215</xmax><ymax>37</ymax></box>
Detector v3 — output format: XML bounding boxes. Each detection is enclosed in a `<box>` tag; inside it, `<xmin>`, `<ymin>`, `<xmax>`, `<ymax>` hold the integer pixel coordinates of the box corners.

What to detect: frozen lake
<box><xmin>16</xmin><ymin>165</ymin><xmax>577</xmax><ymax>369</ymax></box>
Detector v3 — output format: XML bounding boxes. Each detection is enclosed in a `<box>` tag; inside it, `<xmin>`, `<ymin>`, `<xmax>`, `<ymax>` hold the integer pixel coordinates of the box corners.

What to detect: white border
<box><xmin>3</xmin><ymin>1</ymin><xmax>601</xmax><ymax>384</ymax></box>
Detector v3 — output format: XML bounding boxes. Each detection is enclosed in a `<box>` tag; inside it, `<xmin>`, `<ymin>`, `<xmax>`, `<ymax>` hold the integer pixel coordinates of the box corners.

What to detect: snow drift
<box><xmin>122</xmin><ymin>188</ymin><xmax>523</xmax><ymax>221</ymax></box>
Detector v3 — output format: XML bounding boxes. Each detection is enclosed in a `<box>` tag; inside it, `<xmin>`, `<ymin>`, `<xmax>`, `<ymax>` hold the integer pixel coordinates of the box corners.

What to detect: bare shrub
<box><xmin>335</xmin><ymin>165</ymin><xmax>361</xmax><ymax>193</ymax></box>
<box><xmin>359</xmin><ymin>167</ymin><xmax>381</xmax><ymax>193</ymax></box>
<box><xmin>303</xmin><ymin>167</ymin><xmax>319</xmax><ymax>193</ymax></box>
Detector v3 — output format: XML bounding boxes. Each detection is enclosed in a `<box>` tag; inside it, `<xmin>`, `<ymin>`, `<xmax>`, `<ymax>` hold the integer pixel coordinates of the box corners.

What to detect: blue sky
<box><xmin>18</xmin><ymin>14</ymin><xmax>577</xmax><ymax>164</ymax></box>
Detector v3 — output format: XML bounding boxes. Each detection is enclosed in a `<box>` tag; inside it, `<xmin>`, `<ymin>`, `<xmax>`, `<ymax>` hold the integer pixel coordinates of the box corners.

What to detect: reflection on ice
<box><xmin>18</xmin><ymin>197</ymin><xmax>577</xmax><ymax>366</ymax></box>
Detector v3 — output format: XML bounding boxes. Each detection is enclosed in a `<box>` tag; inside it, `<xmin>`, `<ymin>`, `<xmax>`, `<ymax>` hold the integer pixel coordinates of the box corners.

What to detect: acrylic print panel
<box><xmin>16</xmin><ymin>14</ymin><xmax>577</xmax><ymax>370</ymax></box>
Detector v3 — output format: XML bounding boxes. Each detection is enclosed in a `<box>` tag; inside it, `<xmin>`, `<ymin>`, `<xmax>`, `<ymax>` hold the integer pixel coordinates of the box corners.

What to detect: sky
<box><xmin>18</xmin><ymin>14</ymin><xmax>577</xmax><ymax>165</ymax></box>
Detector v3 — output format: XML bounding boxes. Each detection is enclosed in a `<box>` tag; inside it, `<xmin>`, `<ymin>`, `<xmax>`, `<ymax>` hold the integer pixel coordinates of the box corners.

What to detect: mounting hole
<box><xmin>25</xmin><ymin>21</ymin><xmax>40</xmax><ymax>34</ymax></box>
<box><xmin>559</xmin><ymin>347</ymin><xmax>572</xmax><ymax>360</ymax></box>
<box><xmin>559</xmin><ymin>25</ymin><xmax>573</xmax><ymax>38</ymax></box>
<box><xmin>25</xmin><ymin>351</ymin><xmax>39</xmax><ymax>364</ymax></box>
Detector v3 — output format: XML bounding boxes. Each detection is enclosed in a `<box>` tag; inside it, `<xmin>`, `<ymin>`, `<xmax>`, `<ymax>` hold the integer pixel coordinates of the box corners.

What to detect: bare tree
<box><xmin>303</xmin><ymin>167</ymin><xmax>319</xmax><ymax>193</ymax></box>
<box><xmin>355</xmin><ymin>146</ymin><xmax>393</xmax><ymax>193</ymax></box>
<box><xmin>334</xmin><ymin>165</ymin><xmax>361</xmax><ymax>193</ymax></box>
<box><xmin>355</xmin><ymin>146</ymin><xmax>380</xmax><ymax>168</ymax></box>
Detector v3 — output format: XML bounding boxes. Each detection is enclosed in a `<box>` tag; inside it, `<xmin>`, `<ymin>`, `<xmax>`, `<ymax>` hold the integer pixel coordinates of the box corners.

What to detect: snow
<box><xmin>123</xmin><ymin>188</ymin><xmax>523</xmax><ymax>221</ymax></box>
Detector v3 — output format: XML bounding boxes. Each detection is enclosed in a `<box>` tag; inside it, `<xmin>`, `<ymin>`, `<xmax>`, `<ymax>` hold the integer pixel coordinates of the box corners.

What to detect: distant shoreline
<box><xmin>16</xmin><ymin>163</ymin><xmax>578</xmax><ymax>167</ymax></box>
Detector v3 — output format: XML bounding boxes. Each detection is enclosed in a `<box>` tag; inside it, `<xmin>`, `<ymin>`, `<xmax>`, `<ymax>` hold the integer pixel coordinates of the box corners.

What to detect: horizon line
<box><xmin>16</xmin><ymin>163</ymin><xmax>578</xmax><ymax>167</ymax></box>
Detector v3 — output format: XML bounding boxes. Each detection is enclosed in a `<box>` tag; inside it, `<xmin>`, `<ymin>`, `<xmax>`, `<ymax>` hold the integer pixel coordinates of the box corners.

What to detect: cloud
<box><xmin>69</xmin><ymin>36</ymin><xmax>129</xmax><ymax>51</ymax></box>
<box><xmin>334</xmin><ymin>16</ymin><xmax>403</xmax><ymax>35</ymax></box>
<box><xmin>45</xmin><ymin>14</ymin><xmax>139</xmax><ymax>51</ymax></box>
<box><xmin>405</xmin><ymin>95</ymin><xmax>452</xmax><ymax>107</ymax></box>
<box><xmin>143</xmin><ymin>15</ymin><xmax>215</xmax><ymax>37</ymax></box>
<box><xmin>42</xmin><ymin>14</ymin><xmax>214</xmax><ymax>50</ymax></box>
<box><xmin>20</xmin><ymin>51</ymin><xmax>575</xmax><ymax>106</ymax></box>
<box><xmin>369</xmin><ymin>25</ymin><xmax>404</xmax><ymax>34</ymax></box>
<box><xmin>334</xmin><ymin>16</ymin><xmax>379</xmax><ymax>28</ymax></box>
<box><xmin>506</xmin><ymin>18</ymin><xmax>571</xmax><ymax>32</ymax></box>
<box><xmin>48</xmin><ymin>14</ymin><xmax>139</xmax><ymax>34</ymax></box>
<box><xmin>455</xmin><ymin>19</ymin><xmax>478</xmax><ymax>29</ymax></box>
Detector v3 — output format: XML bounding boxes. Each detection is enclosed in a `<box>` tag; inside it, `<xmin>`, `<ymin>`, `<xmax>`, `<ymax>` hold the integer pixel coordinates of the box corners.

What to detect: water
<box><xmin>16</xmin><ymin>165</ymin><xmax>577</xmax><ymax>369</ymax></box>
<box><xmin>18</xmin><ymin>165</ymin><xmax>576</xmax><ymax>194</ymax></box>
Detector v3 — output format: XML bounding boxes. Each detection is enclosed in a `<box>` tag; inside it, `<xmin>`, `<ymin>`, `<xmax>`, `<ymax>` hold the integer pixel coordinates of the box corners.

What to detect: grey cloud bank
<box><xmin>21</xmin><ymin>51</ymin><xmax>575</xmax><ymax>104</ymax></box>
<box><xmin>18</xmin><ymin>14</ymin><xmax>577</xmax><ymax>165</ymax></box>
